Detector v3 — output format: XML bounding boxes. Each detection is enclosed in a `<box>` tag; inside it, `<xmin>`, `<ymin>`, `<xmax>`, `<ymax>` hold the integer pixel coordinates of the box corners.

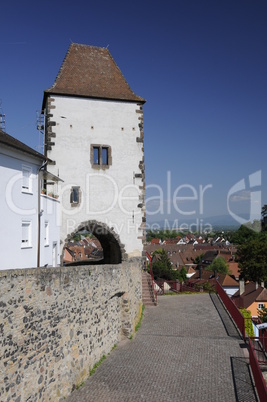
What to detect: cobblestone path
<box><xmin>64</xmin><ymin>294</ymin><xmax>258</xmax><ymax>402</ymax></box>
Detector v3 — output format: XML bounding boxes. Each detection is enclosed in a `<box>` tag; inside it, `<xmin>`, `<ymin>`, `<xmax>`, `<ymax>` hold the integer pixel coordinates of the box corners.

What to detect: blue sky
<box><xmin>1</xmin><ymin>0</ymin><xmax>267</xmax><ymax>228</ymax></box>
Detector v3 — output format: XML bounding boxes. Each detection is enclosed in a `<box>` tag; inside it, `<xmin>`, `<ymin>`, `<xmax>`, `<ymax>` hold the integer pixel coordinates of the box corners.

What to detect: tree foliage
<box><xmin>258</xmin><ymin>306</ymin><xmax>267</xmax><ymax>323</ymax></box>
<box><xmin>262</xmin><ymin>204</ymin><xmax>267</xmax><ymax>231</ymax></box>
<box><xmin>151</xmin><ymin>249</ymin><xmax>186</xmax><ymax>281</ymax></box>
<box><xmin>146</xmin><ymin>229</ymin><xmax>186</xmax><ymax>242</ymax></box>
<box><xmin>194</xmin><ymin>253</ymin><xmax>204</xmax><ymax>265</ymax></box>
<box><xmin>236</xmin><ymin>236</ymin><xmax>267</xmax><ymax>284</ymax></box>
<box><xmin>206</xmin><ymin>256</ymin><xmax>231</xmax><ymax>275</ymax></box>
<box><xmin>240</xmin><ymin>309</ymin><xmax>255</xmax><ymax>337</ymax></box>
<box><xmin>229</xmin><ymin>224</ymin><xmax>258</xmax><ymax>245</ymax></box>
<box><xmin>179</xmin><ymin>266</ymin><xmax>187</xmax><ymax>282</ymax></box>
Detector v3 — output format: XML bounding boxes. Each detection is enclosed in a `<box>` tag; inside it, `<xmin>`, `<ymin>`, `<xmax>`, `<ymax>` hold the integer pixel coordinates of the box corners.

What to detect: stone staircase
<box><xmin>142</xmin><ymin>271</ymin><xmax>157</xmax><ymax>306</ymax></box>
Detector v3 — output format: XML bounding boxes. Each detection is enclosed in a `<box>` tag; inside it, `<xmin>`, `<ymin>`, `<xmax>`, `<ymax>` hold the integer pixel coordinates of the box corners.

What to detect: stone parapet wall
<box><xmin>0</xmin><ymin>260</ymin><xmax>142</xmax><ymax>401</ymax></box>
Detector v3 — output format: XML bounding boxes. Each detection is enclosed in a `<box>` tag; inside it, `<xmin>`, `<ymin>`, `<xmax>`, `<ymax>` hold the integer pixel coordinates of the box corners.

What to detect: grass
<box><xmin>74</xmin><ymin>344</ymin><xmax>117</xmax><ymax>390</ymax></box>
<box><xmin>89</xmin><ymin>354</ymin><xmax>106</xmax><ymax>376</ymax></box>
<box><xmin>129</xmin><ymin>304</ymin><xmax>145</xmax><ymax>340</ymax></box>
<box><xmin>108</xmin><ymin>343</ymin><xmax>117</xmax><ymax>355</ymax></box>
<box><xmin>135</xmin><ymin>304</ymin><xmax>145</xmax><ymax>332</ymax></box>
<box><xmin>75</xmin><ymin>381</ymin><xmax>84</xmax><ymax>390</ymax></box>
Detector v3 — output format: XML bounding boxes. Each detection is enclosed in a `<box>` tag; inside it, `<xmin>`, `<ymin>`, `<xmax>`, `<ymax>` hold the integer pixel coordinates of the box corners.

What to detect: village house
<box><xmin>232</xmin><ymin>281</ymin><xmax>267</xmax><ymax>317</ymax></box>
<box><xmin>42</xmin><ymin>43</ymin><xmax>146</xmax><ymax>264</ymax></box>
<box><xmin>186</xmin><ymin>268</ymin><xmax>239</xmax><ymax>295</ymax></box>
<box><xmin>0</xmin><ymin>129</ymin><xmax>61</xmax><ymax>269</ymax></box>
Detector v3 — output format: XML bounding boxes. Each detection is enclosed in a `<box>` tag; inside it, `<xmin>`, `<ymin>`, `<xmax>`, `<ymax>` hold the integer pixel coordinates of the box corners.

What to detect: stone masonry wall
<box><xmin>0</xmin><ymin>260</ymin><xmax>142</xmax><ymax>402</ymax></box>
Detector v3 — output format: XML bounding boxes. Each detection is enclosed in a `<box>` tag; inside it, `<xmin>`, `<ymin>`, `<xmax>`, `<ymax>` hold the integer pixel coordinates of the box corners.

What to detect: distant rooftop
<box><xmin>0</xmin><ymin>129</ymin><xmax>46</xmax><ymax>161</ymax></box>
<box><xmin>43</xmin><ymin>43</ymin><xmax>145</xmax><ymax>105</ymax></box>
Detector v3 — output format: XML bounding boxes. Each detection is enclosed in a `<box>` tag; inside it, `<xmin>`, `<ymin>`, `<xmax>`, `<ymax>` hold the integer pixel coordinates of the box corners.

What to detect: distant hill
<box><xmin>146</xmin><ymin>214</ymin><xmax>252</xmax><ymax>232</ymax></box>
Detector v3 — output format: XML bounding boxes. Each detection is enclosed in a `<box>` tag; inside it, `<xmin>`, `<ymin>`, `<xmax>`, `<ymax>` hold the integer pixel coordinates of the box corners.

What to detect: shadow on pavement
<box><xmin>231</xmin><ymin>356</ymin><xmax>258</xmax><ymax>402</ymax></box>
<box><xmin>209</xmin><ymin>293</ymin><xmax>241</xmax><ymax>339</ymax></box>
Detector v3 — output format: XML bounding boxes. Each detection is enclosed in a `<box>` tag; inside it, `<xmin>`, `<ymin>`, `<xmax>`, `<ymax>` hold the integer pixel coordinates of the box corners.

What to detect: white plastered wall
<box><xmin>46</xmin><ymin>96</ymin><xmax>145</xmax><ymax>257</ymax></box>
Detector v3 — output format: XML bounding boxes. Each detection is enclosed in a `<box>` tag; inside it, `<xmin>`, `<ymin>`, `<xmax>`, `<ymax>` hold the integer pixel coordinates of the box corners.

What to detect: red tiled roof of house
<box><xmin>187</xmin><ymin>266</ymin><xmax>196</xmax><ymax>275</ymax></box>
<box><xmin>217</xmin><ymin>274</ymin><xmax>238</xmax><ymax>287</ymax></box>
<box><xmin>256</xmin><ymin>288</ymin><xmax>267</xmax><ymax>302</ymax></box>
<box><xmin>228</xmin><ymin>262</ymin><xmax>240</xmax><ymax>279</ymax></box>
<box><xmin>163</xmin><ymin>238</ymin><xmax>178</xmax><ymax>245</ymax></box>
<box><xmin>232</xmin><ymin>282</ymin><xmax>267</xmax><ymax>309</ymax></box>
<box><xmin>190</xmin><ymin>269</ymin><xmax>214</xmax><ymax>281</ymax></box>
<box><xmin>151</xmin><ymin>238</ymin><xmax>161</xmax><ymax>244</ymax></box>
<box><xmin>43</xmin><ymin>43</ymin><xmax>145</xmax><ymax>104</ymax></box>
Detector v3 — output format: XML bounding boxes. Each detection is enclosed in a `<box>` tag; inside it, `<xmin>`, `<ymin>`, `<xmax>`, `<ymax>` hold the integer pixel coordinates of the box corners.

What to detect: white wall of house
<box><xmin>40</xmin><ymin>195</ymin><xmax>61</xmax><ymax>267</ymax></box>
<box><xmin>46</xmin><ymin>96</ymin><xmax>145</xmax><ymax>257</ymax></box>
<box><xmin>223</xmin><ymin>286</ymin><xmax>239</xmax><ymax>297</ymax></box>
<box><xmin>0</xmin><ymin>146</ymin><xmax>40</xmax><ymax>269</ymax></box>
<box><xmin>0</xmin><ymin>145</ymin><xmax>61</xmax><ymax>270</ymax></box>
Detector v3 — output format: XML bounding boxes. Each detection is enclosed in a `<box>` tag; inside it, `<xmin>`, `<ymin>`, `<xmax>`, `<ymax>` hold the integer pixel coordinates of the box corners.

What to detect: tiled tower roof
<box><xmin>43</xmin><ymin>43</ymin><xmax>145</xmax><ymax>104</ymax></box>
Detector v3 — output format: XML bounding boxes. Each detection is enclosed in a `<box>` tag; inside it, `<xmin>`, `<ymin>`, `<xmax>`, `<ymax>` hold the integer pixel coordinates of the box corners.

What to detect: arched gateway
<box><xmin>64</xmin><ymin>220</ymin><xmax>126</xmax><ymax>264</ymax></box>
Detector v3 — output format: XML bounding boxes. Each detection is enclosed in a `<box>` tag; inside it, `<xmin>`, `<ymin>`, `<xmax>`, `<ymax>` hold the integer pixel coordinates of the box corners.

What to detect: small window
<box><xmin>21</xmin><ymin>221</ymin><xmax>32</xmax><ymax>248</ymax></box>
<box><xmin>91</xmin><ymin>145</ymin><xmax>111</xmax><ymax>168</ymax></box>
<box><xmin>93</xmin><ymin>147</ymin><xmax>100</xmax><ymax>165</ymax></box>
<box><xmin>22</xmin><ymin>165</ymin><xmax>32</xmax><ymax>193</ymax></box>
<box><xmin>258</xmin><ymin>303</ymin><xmax>265</xmax><ymax>310</ymax></box>
<box><xmin>71</xmin><ymin>186</ymin><xmax>80</xmax><ymax>204</ymax></box>
<box><xmin>102</xmin><ymin>147</ymin><xmax>108</xmax><ymax>165</ymax></box>
<box><xmin>44</xmin><ymin>221</ymin><xmax>49</xmax><ymax>246</ymax></box>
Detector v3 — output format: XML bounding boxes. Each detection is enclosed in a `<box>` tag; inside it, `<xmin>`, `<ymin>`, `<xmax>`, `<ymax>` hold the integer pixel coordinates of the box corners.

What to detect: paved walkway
<box><xmin>65</xmin><ymin>294</ymin><xmax>258</xmax><ymax>402</ymax></box>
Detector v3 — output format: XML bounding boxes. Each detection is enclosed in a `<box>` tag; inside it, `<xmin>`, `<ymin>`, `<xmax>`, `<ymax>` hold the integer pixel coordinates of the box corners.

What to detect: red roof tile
<box><xmin>232</xmin><ymin>282</ymin><xmax>267</xmax><ymax>309</ymax></box>
<box><xmin>43</xmin><ymin>43</ymin><xmax>145</xmax><ymax>103</ymax></box>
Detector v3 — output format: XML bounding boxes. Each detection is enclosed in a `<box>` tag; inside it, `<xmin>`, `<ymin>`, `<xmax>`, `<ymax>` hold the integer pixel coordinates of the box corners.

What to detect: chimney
<box><xmin>239</xmin><ymin>279</ymin><xmax>245</xmax><ymax>295</ymax></box>
<box><xmin>255</xmin><ymin>282</ymin><xmax>258</xmax><ymax>290</ymax></box>
<box><xmin>261</xmin><ymin>281</ymin><xmax>265</xmax><ymax>288</ymax></box>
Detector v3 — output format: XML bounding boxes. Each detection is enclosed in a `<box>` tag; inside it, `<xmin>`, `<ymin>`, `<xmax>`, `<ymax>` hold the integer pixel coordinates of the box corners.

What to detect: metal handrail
<box><xmin>248</xmin><ymin>338</ymin><xmax>267</xmax><ymax>402</ymax></box>
<box><xmin>148</xmin><ymin>262</ymin><xmax>157</xmax><ymax>304</ymax></box>
<box><xmin>216</xmin><ymin>280</ymin><xmax>267</xmax><ymax>401</ymax></box>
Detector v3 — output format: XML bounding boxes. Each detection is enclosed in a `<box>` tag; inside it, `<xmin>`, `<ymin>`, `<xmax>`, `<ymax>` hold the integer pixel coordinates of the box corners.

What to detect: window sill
<box><xmin>91</xmin><ymin>164</ymin><xmax>110</xmax><ymax>170</ymax></box>
<box><xmin>21</xmin><ymin>190</ymin><xmax>33</xmax><ymax>195</ymax></box>
<box><xmin>21</xmin><ymin>245</ymin><xmax>33</xmax><ymax>249</ymax></box>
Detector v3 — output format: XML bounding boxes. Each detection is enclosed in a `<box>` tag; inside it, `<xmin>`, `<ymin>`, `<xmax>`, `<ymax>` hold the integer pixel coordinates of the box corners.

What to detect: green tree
<box><xmin>151</xmin><ymin>249</ymin><xmax>178</xmax><ymax>280</ymax></box>
<box><xmin>207</xmin><ymin>256</ymin><xmax>231</xmax><ymax>275</ymax></box>
<box><xmin>194</xmin><ymin>253</ymin><xmax>204</xmax><ymax>265</ymax></box>
<box><xmin>245</xmin><ymin>220</ymin><xmax>261</xmax><ymax>233</ymax></box>
<box><xmin>229</xmin><ymin>224</ymin><xmax>257</xmax><ymax>245</ymax></box>
<box><xmin>262</xmin><ymin>204</ymin><xmax>267</xmax><ymax>231</ymax></box>
<box><xmin>236</xmin><ymin>237</ymin><xmax>267</xmax><ymax>284</ymax></box>
<box><xmin>258</xmin><ymin>306</ymin><xmax>267</xmax><ymax>323</ymax></box>
<box><xmin>177</xmin><ymin>266</ymin><xmax>187</xmax><ymax>282</ymax></box>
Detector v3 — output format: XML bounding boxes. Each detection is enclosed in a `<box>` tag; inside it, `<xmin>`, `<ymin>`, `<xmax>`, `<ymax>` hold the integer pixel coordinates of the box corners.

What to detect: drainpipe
<box><xmin>37</xmin><ymin>171</ymin><xmax>40</xmax><ymax>267</ymax></box>
<box><xmin>37</xmin><ymin>161</ymin><xmax>48</xmax><ymax>267</ymax></box>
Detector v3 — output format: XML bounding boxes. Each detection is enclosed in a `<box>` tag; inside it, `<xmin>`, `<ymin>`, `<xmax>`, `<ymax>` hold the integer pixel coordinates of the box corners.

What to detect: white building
<box><xmin>0</xmin><ymin>129</ymin><xmax>61</xmax><ymax>269</ymax></box>
<box><xmin>42</xmin><ymin>44</ymin><xmax>146</xmax><ymax>263</ymax></box>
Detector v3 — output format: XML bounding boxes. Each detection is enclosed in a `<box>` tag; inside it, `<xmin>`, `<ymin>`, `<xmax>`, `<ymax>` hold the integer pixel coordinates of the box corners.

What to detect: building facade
<box><xmin>0</xmin><ymin>129</ymin><xmax>60</xmax><ymax>269</ymax></box>
<box><xmin>42</xmin><ymin>44</ymin><xmax>146</xmax><ymax>263</ymax></box>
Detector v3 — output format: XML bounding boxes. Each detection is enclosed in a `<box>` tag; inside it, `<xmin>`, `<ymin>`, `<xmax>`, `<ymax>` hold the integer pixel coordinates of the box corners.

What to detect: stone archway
<box><xmin>63</xmin><ymin>220</ymin><xmax>127</xmax><ymax>264</ymax></box>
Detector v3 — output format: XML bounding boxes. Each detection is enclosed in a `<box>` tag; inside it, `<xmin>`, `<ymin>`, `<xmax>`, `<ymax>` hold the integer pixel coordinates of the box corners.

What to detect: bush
<box><xmin>240</xmin><ymin>308</ymin><xmax>255</xmax><ymax>337</ymax></box>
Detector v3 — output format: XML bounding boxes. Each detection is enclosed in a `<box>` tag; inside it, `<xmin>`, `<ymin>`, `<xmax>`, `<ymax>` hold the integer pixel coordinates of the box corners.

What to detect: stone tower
<box><xmin>42</xmin><ymin>44</ymin><xmax>146</xmax><ymax>263</ymax></box>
